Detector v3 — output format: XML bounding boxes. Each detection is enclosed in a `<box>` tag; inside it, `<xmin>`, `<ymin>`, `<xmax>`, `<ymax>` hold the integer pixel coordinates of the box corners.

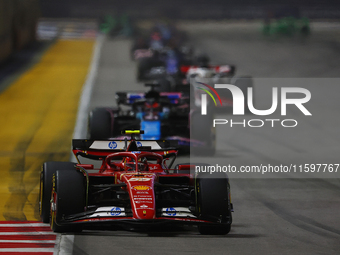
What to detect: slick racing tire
<box><xmin>39</xmin><ymin>162</ymin><xmax>76</xmax><ymax>223</ymax></box>
<box><xmin>137</xmin><ymin>58</ymin><xmax>152</xmax><ymax>81</ymax></box>
<box><xmin>190</xmin><ymin>110</ymin><xmax>216</xmax><ymax>156</ymax></box>
<box><xmin>196</xmin><ymin>172</ymin><xmax>232</xmax><ymax>235</ymax></box>
<box><xmin>51</xmin><ymin>169</ymin><xmax>85</xmax><ymax>233</ymax></box>
<box><xmin>88</xmin><ymin>108</ymin><xmax>111</xmax><ymax>140</ymax></box>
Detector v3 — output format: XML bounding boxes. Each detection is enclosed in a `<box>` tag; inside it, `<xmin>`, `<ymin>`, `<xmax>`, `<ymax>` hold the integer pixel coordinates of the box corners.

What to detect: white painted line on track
<box><xmin>0</xmin><ymin>232</ymin><xmax>56</xmax><ymax>235</ymax></box>
<box><xmin>58</xmin><ymin>235</ymin><xmax>75</xmax><ymax>255</ymax></box>
<box><xmin>0</xmin><ymin>240</ymin><xmax>55</xmax><ymax>243</ymax></box>
<box><xmin>0</xmin><ymin>223</ymin><xmax>47</xmax><ymax>227</ymax></box>
<box><xmin>58</xmin><ymin>33</ymin><xmax>105</xmax><ymax>255</ymax></box>
<box><xmin>72</xmin><ymin>33</ymin><xmax>105</xmax><ymax>139</ymax></box>
<box><xmin>0</xmin><ymin>248</ymin><xmax>55</xmax><ymax>252</ymax></box>
<box><xmin>53</xmin><ymin>235</ymin><xmax>61</xmax><ymax>255</ymax></box>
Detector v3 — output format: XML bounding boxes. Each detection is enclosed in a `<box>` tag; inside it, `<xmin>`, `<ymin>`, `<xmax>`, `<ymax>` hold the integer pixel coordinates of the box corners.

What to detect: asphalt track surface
<box><xmin>72</xmin><ymin>22</ymin><xmax>340</xmax><ymax>255</ymax></box>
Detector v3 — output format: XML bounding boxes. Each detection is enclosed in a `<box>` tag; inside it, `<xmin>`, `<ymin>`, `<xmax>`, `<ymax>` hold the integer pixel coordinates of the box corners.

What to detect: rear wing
<box><xmin>72</xmin><ymin>139</ymin><xmax>178</xmax><ymax>161</ymax></box>
<box><xmin>115</xmin><ymin>91</ymin><xmax>183</xmax><ymax>105</ymax></box>
<box><xmin>72</xmin><ymin>139</ymin><xmax>178</xmax><ymax>151</ymax></box>
<box><xmin>180</xmin><ymin>65</ymin><xmax>236</xmax><ymax>75</ymax></box>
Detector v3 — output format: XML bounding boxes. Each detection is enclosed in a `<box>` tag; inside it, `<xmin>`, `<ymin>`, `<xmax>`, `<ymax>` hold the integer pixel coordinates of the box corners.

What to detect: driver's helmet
<box><xmin>138</xmin><ymin>157</ymin><xmax>148</xmax><ymax>171</ymax></box>
<box><xmin>144</xmin><ymin>100</ymin><xmax>161</xmax><ymax>120</ymax></box>
<box><xmin>150</xmin><ymin>32</ymin><xmax>163</xmax><ymax>50</ymax></box>
<box><xmin>144</xmin><ymin>90</ymin><xmax>161</xmax><ymax>116</ymax></box>
<box><xmin>124</xmin><ymin>157</ymin><xmax>136</xmax><ymax>171</ymax></box>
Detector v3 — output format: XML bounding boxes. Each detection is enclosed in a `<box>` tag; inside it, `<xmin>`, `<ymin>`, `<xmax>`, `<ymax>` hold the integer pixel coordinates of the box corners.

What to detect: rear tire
<box><xmin>196</xmin><ymin>172</ymin><xmax>232</xmax><ymax>235</ymax></box>
<box><xmin>88</xmin><ymin>108</ymin><xmax>111</xmax><ymax>139</ymax></box>
<box><xmin>51</xmin><ymin>169</ymin><xmax>85</xmax><ymax>233</ymax></box>
<box><xmin>39</xmin><ymin>162</ymin><xmax>76</xmax><ymax>223</ymax></box>
<box><xmin>137</xmin><ymin>58</ymin><xmax>151</xmax><ymax>81</ymax></box>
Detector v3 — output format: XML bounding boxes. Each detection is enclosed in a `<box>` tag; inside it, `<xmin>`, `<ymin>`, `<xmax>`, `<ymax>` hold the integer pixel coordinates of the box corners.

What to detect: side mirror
<box><xmin>77</xmin><ymin>164</ymin><xmax>94</xmax><ymax>170</ymax></box>
<box><xmin>174</xmin><ymin>164</ymin><xmax>194</xmax><ymax>174</ymax></box>
<box><xmin>176</xmin><ymin>164</ymin><xmax>195</xmax><ymax>171</ymax></box>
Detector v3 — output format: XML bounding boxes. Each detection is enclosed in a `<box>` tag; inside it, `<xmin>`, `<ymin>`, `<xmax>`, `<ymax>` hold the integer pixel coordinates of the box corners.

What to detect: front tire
<box><xmin>39</xmin><ymin>162</ymin><xmax>76</xmax><ymax>223</ymax></box>
<box><xmin>51</xmin><ymin>169</ymin><xmax>85</xmax><ymax>233</ymax></box>
<box><xmin>196</xmin><ymin>172</ymin><xmax>232</xmax><ymax>235</ymax></box>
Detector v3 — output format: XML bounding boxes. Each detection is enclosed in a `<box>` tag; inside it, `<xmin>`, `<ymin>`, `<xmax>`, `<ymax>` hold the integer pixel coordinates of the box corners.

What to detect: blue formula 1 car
<box><xmin>88</xmin><ymin>84</ymin><xmax>215</xmax><ymax>155</ymax></box>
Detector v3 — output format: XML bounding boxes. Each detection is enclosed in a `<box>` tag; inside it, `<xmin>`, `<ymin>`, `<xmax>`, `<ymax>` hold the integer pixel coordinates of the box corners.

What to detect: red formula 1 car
<box><xmin>39</xmin><ymin>130</ymin><xmax>233</xmax><ymax>235</ymax></box>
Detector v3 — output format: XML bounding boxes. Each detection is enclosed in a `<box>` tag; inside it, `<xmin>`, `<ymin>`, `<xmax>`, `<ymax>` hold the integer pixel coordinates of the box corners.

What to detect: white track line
<box><xmin>0</xmin><ymin>248</ymin><xmax>55</xmax><ymax>252</ymax></box>
<box><xmin>57</xmin><ymin>34</ymin><xmax>105</xmax><ymax>255</ymax></box>
<box><xmin>0</xmin><ymin>223</ymin><xmax>48</xmax><ymax>227</ymax></box>
<box><xmin>53</xmin><ymin>235</ymin><xmax>61</xmax><ymax>255</ymax></box>
<box><xmin>58</xmin><ymin>235</ymin><xmax>76</xmax><ymax>255</ymax></box>
<box><xmin>0</xmin><ymin>232</ymin><xmax>56</xmax><ymax>235</ymax></box>
<box><xmin>0</xmin><ymin>240</ymin><xmax>55</xmax><ymax>243</ymax></box>
<box><xmin>72</xmin><ymin>33</ymin><xmax>105</xmax><ymax>139</ymax></box>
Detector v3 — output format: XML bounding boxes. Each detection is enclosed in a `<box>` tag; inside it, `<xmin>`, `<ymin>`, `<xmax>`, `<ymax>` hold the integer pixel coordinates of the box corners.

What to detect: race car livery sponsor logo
<box><xmin>136</xmin><ymin>191</ymin><xmax>149</xmax><ymax>194</ymax></box>
<box><xmin>135</xmin><ymin>200</ymin><xmax>153</xmax><ymax>204</ymax></box>
<box><xmin>134</xmin><ymin>195</ymin><xmax>152</xmax><ymax>198</ymax></box>
<box><xmin>90</xmin><ymin>141</ymin><xmax>125</xmax><ymax>150</ymax></box>
<box><xmin>110</xmin><ymin>207</ymin><xmax>122</xmax><ymax>216</ymax></box>
<box><xmin>108</xmin><ymin>141</ymin><xmax>117</xmax><ymax>149</ymax></box>
<box><xmin>132</xmin><ymin>185</ymin><xmax>151</xmax><ymax>191</ymax></box>
<box><xmin>129</xmin><ymin>177</ymin><xmax>152</xmax><ymax>182</ymax></box>
<box><xmin>135</xmin><ymin>141</ymin><xmax>162</xmax><ymax>149</ymax></box>
<box><xmin>120</xmin><ymin>173</ymin><xmax>154</xmax><ymax>181</ymax></box>
<box><xmin>162</xmin><ymin>207</ymin><xmax>197</xmax><ymax>218</ymax></box>
<box><xmin>89</xmin><ymin>206</ymin><xmax>126</xmax><ymax>217</ymax></box>
<box><xmin>165</xmin><ymin>207</ymin><xmax>176</xmax><ymax>216</ymax></box>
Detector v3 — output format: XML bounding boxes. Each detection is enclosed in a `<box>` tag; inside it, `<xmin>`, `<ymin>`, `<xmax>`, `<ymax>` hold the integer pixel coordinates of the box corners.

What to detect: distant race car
<box><xmin>135</xmin><ymin>47</ymin><xmax>193</xmax><ymax>82</ymax></box>
<box><xmin>262</xmin><ymin>6</ymin><xmax>310</xmax><ymax>36</ymax></box>
<box><xmin>135</xmin><ymin>54</ymin><xmax>253</xmax><ymax>111</ymax></box>
<box><xmin>131</xmin><ymin>21</ymin><xmax>191</xmax><ymax>63</ymax></box>
<box><xmin>181</xmin><ymin>62</ymin><xmax>253</xmax><ymax>111</ymax></box>
<box><xmin>39</xmin><ymin>131</ymin><xmax>233</xmax><ymax>234</ymax></box>
<box><xmin>88</xmin><ymin>84</ymin><xmax>216</xmax><ymax>155</ymax></box>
